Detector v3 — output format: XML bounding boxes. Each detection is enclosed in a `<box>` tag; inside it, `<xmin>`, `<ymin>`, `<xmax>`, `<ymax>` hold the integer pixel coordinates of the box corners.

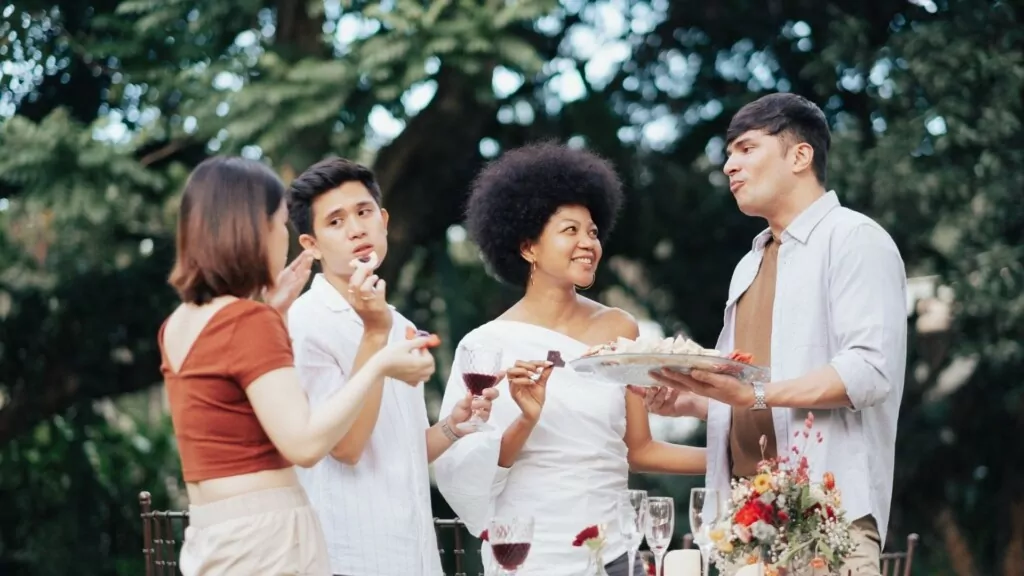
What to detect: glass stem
<box><xmin>700</xmin><ymin>545</ymin><xmax>710</xmax><ymax>576</ymax></box>
<box><xmin>655</xmin><ymin>550</ymin><xmax>665</xmax><ymax>576</ymax></box>
<box><xmin>627</xmin><ymin>549</ymin><xmax>637</xmax><ymax>576</ymax></box>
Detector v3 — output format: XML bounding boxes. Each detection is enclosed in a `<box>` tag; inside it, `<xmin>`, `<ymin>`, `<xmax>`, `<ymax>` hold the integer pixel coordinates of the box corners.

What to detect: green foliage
<box><xmin>0</xmin><ymin>400</ymin><xmax>182</xmax><ymax>575</ymax></box>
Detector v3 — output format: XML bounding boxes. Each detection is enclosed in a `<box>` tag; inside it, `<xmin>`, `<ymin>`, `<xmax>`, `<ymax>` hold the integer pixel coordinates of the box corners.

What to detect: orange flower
<box><xmin>823</xmin><ymin>472</ymin><xmax>835</xmax><ymax>490</ymax></box>
<box><xmin>810</xmin><ymin>557</ymin><xmax>827</xmax><ymax>569</ymax></box>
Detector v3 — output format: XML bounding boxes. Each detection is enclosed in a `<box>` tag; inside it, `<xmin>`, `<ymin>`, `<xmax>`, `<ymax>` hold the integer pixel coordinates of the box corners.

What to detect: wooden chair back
<box><xmin>139</xmin><ymin>491</ymin><xmax>189</xmax><ymax>576</ymax></box>
<box><xmin>434</xmin><ymin>517</ymin><xmax>470</xmax><ymax>576</ymax></box>
<box><xmin>881</xmin><ymin>533</ymin><xmax>920</xmax><ymax>576</ymax></box>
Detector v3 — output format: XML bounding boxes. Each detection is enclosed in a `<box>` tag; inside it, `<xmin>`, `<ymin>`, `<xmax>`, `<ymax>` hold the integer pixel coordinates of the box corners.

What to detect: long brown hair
<box><xmin>169</xmin><ymin>156</ymin><xmax>285</xmax><ymax>304</ymax></box>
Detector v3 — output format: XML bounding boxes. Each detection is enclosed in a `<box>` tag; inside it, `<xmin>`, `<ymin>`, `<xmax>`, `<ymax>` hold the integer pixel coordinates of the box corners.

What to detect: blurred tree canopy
<box><xmin>0</xmin><ymin>0</ymin><xmax>1021</xmax><ymax>574</ymax></box>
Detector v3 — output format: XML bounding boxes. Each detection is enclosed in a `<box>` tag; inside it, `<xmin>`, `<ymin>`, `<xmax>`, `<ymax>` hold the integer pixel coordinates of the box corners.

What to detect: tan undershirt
<box><xmin>729</xmin><ymin>237</ymin><xmax>779</xmax><ymax>477</ymax></box>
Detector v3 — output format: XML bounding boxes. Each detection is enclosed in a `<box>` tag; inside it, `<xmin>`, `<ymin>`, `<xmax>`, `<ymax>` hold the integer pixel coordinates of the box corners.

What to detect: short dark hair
<box><xmin>465</xmin><ymin>141</ymin><xmax>624</xmax><ymax>286</ymax></box>
<box><xmin>287</xmin><ymin>157</ymin><xmax>382</xmax><ymax>236</ymax></box>
<box><xmin>169</xmin><ymin>156</ymin><xmax>284</xmax><ymax>305</ymax></box>
<box><xmin>726</xmin><ymin>93</ymin><xmax>831</xmax><ymax>184</ymax></box>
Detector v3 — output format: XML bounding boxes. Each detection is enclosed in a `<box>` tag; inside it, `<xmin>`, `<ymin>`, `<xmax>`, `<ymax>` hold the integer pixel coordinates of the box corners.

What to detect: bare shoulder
<box><xmin>580</xmin><ymin>297</ymin><xmax>639</xmax><ymax>342</ymax></box>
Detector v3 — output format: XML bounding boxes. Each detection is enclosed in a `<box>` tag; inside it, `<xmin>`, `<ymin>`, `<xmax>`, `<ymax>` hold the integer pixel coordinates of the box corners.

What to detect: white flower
<box><xmin>809</xmin><ymin>485</ymin><xmax>827</xmax><ymax>504</ymax></box>
<box><xmin>751</xmin><ymin>521</ymin><xmax>777</xmax><ymax>542</ymax></box>
<box><xmin>732</xmin><ymin>485</ymin><xmax>751</xmax><ymax>502</ymax></box>
<box><xmin>758</xmin><ymin>491</ymin><xmax>776</xmax><ymax>505</ymax></box>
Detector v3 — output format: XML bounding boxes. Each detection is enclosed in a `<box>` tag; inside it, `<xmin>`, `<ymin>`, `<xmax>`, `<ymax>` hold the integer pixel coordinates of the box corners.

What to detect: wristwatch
<box><xmin>440</xmin><ymin>417</ymin><xmax>461</xmax><ymax>442</ymax></box>
<box><xmin>751</xmin><ymin>383</ymin><xmax>768</xmax><ymax>411</ymax></box>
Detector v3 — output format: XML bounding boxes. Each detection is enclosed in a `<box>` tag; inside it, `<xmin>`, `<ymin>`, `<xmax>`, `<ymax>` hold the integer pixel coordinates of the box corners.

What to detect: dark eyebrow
<box><xmin>560</xmin><ymin>218</ymin><xmax>597</xmax><ymax>229</ymax></box>
<box><xmin>323</xmin><ymin>207</ymin><xmax>345</xmax><ymax>222</ymax></box>
<box><xmin>322</xmin><ymin>201</ymin><xmax>375</xmax><ymax>222</ymax></box>
<box><xmin>726</xmin><ymin>136</ymin><xmax>754</xmax><ymax>155</ymax></box>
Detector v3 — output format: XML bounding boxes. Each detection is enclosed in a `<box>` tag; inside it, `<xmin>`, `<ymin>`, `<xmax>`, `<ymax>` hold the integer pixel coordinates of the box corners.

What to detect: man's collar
<box><xmin>750</xmin><ymin>190</ymin><xmax>840</xmax><ymax>250</ymax></box>
<box><xmin>310</xmin><ymin>273</ymin><xmax>396</xmax><ymax>313</ymax></box>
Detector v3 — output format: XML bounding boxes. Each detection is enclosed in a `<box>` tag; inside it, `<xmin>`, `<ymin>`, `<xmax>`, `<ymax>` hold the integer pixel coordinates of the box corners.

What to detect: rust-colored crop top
<box><xmin>158</xmin><ymin>299</ymin><xmax>294</xmax><ymax>482</ymax></box>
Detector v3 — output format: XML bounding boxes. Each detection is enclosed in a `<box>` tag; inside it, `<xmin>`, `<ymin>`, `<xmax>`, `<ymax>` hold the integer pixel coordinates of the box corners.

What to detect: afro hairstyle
<box><xmin>465</xmin><ymin>141</ymin><xmax>624</xmax><ymax>286</ymax></box>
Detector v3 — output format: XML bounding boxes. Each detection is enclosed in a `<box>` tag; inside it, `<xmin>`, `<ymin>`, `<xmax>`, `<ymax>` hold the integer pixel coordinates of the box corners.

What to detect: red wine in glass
<box><xmin>462</xmin><ymin>372</ymin><xmax>500</xmax><ymax>396</ymax></box>
<box><xmin>456</xmin><ymin>344</ymin><xmax>502</xmax><ymax>433</ymax></box>
<box><xmin>488</xmin><ymin>516</ymin><xmax>534</xmax><ymax>575</ymax></box>
<box><xmin>491</xmin><ymin>542</ymin><xmax>531</xmax><ymax>571</ymax></box>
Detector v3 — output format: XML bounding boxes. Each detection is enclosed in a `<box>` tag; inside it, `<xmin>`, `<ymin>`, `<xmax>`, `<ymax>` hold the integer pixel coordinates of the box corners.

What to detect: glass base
<box><xmin>457</xmin><ymin>418</ymin><xmax>494</xmax><ymax>433</ymax></box>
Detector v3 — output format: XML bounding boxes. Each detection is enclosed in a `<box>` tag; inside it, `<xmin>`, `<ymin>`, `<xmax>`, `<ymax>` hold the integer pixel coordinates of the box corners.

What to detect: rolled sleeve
<box><xmin>432</xmin><ymin>343</ymin><xmax>516</xmax><ymax>537</ymax></box>
<box><xmin>827</xmin><ymin>224</ymin><xmax>908</xmax><ymax>411</ymax></box>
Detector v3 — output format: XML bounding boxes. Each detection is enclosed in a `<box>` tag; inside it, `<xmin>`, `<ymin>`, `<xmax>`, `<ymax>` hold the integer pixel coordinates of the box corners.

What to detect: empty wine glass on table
<box><xmin>689</xmin><ymin>488</ymin><xmax>722</xmax><ymax>576</ymax></box>
<box><xmin>617</xmin><ymin>490</ymin><xmax>649</xmax><ymax>576</ymax></box>
<box><xmin>644</xmin><ymin>496</ymin><xmax>675</xmax><ymax>576</ymax></box>
<box><xmin>456</xmin><ymin>343</ymin><xmax>503</xmax><ymax>432</ymax></box>
<box><xmin>488</xmin><ymin>516</ymin><xmax>534</xmax><ymax>575</ymax></box>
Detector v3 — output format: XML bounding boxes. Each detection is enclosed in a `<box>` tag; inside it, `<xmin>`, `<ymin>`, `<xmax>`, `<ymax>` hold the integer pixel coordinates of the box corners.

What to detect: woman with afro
<box><xmin>434</xmin><ymin>142</ymin><xmax>706</xmax><ymax>576</ymax></box>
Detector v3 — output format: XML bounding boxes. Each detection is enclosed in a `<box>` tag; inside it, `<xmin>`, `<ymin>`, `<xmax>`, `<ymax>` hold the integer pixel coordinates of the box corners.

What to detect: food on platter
<box><xmin>726</xmin><ymin>350</ymin><xmax>754</xmax><ymax>364</ymax></box>
<box><xmin>546</xmin><ymin>350</ymin><xmax>566</xmax><ymax>368</ymax></box>
<box><xmin>581</xmin><ymin>335</ymin><xmax>721</xmax><ymax>358</ymax></box>
<box><xmin>569</xmin><ymin>336</ymin><xmax>767</xmax><ymax>386</ymax></box>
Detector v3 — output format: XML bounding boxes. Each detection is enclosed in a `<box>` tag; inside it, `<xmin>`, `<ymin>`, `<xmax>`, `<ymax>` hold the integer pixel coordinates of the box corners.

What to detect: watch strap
<box><xmin>751</xmin><ymin>383</ymin><xmax>768</xmax><ymax>410</ymax></box>
<box><xmin>441</xmin><ymin>417</ymin><xmax>461</xmax><ymax>442</ymax></box>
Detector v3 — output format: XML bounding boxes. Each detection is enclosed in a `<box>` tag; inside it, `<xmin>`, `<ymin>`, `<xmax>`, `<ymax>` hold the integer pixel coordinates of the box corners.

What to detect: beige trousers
<box><xmin>840</xmin><ymin>516</ymin><xmax>882</xmax><ymax>576</ymax></box>
<box><xmin>179</xmin><ymin>486</ymin><xmax>331</xmax><ymax>576</ymax></box>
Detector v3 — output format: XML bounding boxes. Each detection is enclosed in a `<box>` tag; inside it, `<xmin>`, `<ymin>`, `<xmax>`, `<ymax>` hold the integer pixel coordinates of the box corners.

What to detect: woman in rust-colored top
<box><xmin>160</xmin><ymin>156</ymin><xmax>436</xmax><ymax>575</ymax></box>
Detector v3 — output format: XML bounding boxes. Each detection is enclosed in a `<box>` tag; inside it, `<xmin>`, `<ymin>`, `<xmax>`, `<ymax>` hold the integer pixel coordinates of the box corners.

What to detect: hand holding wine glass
<box><xmin>456</xmin><ymin>344</ymin><xmax>504</xmax><ymax>432</ymax></box>
<box><xmin>688</xmin><ymin>488</ymin><xmax>722</xmax><ymax>576</ymax></box>
<box><xmin>488</xmin><ymin>516</ymin><xmax>534</xmax><ymax>575</ymax></box>
<box><xmin>644</xmin><ymin>496</ymin><xmax>675</xmax><ymax>576</ymax></box>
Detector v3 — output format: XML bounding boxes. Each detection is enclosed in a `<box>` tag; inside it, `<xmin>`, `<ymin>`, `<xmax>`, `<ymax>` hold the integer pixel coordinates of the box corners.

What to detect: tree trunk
<box><xmin>372</xmin><ymin>65</ymin><xmax>497</xmax><ymax>286</ymax></box>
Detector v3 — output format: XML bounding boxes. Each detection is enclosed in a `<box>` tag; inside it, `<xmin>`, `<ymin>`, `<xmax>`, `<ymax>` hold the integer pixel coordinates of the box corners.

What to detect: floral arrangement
<box><xmin>709</xmin><ymin>413</ymin><xmax>856</xmax><ymax>575</ymax></box>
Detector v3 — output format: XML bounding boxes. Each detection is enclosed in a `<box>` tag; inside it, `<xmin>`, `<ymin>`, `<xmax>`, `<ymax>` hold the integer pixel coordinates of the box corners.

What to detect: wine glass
<box><xmin>456</xmin><ymin>344</ymin><xmax>503</xmax><ymax>432</ymax></box>
<box><xmin>644</xmin><ymin>496</ymin><xmax>674</xmax><ymax>576</ymax></box>
<box><xmin>617</xmin><ymin>490</ymin><xmax>648</xmax><ymax>576</ymax></box>
<box><xmin>689</xmin><ymin>488</ymin><xmax>722</xmax><ymax>576</ymax></box>
<box><xmin>488</xmin><ymin>516</ymin><xmax>534</xmax><ymax>575</ymax></box>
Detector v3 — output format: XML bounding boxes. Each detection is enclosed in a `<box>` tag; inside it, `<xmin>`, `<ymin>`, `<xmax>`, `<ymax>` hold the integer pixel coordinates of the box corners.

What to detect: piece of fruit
<box><xmin>727</xmin><ymin>350</ymin><xmax>755</xmax><ymax>364</ymax></box>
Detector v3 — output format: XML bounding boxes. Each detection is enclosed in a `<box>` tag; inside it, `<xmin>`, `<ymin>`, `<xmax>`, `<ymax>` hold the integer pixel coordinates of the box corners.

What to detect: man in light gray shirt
<box><xmin>641</xmin><ymin>93</ymin><xmax>907</xmax><ymax>575</ymax></box>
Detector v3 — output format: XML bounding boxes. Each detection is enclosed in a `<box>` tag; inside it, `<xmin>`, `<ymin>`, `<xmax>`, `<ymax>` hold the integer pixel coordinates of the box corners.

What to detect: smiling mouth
<box><xmin>571</xmin><ymin>256</ymin><xmax>594</xmax><ymax>265</ymax></box>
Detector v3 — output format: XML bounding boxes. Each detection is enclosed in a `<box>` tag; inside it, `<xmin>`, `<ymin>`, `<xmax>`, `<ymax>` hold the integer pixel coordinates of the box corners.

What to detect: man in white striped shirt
<box><xmin>286</xmin><ymin>157</ymin><xmax>497</xmax><ymax>576</ymax></box>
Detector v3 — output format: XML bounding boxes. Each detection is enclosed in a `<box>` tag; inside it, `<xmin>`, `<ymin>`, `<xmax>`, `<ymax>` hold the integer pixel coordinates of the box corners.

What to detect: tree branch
<box><xmin>372</xmin><ymin>65</ymin><xmax>497</xmax><ymax>286</ymax></box>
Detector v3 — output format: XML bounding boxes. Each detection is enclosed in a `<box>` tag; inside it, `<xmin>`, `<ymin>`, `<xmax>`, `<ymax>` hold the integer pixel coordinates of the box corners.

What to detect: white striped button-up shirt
<box><xmin>706</xmin><ymin>191</ymin><xmax>908</xmax><ymax>545</ymax></box>
<box><xmin>288</xmin><ymin>274</ymin><xmax>442</xmax><ymax>576</ymax></box>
